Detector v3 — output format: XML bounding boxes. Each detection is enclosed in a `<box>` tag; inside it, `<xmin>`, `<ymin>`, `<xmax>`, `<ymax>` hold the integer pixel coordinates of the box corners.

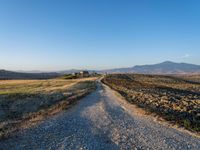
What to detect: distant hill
<box><xmin>0</xmin><ymin>70</ymin><xmax>59</xmax><ymax>80</ymax></box>
<box><xmin>1</xmin><ymin>61</ymin><xmax>200</xmax><ymax>79</ymax></box>
<box><xmin>0</xmin><ymin>69</ymin><xmax>97</xmax><ymax>80</ymax></box>
<box><xmin>102</xmin><ymin>61</ymin><xmax>200</xmax><ymax>74</ymax></box>
<box><xmin>58</xmin><ymin>69</ymin><xmax>96</xmax><ymax>74</ymax></box>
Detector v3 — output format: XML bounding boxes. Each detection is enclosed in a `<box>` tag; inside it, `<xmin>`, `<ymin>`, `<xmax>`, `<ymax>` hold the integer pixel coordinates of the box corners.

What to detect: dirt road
<box><xmin>0</xmin><ymin>82</ymin><xmax>200</xmax><ymax>150</ymax></box>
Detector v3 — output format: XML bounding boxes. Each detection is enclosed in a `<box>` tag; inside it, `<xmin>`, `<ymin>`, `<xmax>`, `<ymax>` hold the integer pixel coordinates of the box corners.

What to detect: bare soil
<box><xmin>102</xmin><ymin>74</ymin><xmax>200</xmax><ymax>133</ymax></box>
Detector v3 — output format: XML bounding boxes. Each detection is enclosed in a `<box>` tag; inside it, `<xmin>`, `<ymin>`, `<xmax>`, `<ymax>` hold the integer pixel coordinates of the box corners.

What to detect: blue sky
<box><xmin>0</xmin><ymin>0</ymin><xmax>200</xmax><ymax>71</ymax></box>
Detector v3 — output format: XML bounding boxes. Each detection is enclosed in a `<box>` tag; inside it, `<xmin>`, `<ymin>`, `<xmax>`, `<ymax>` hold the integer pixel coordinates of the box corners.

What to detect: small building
<box><xmin>79</xmin><ymin>71</ymin><xmax>89</xmax><ymax>77</ymax></box>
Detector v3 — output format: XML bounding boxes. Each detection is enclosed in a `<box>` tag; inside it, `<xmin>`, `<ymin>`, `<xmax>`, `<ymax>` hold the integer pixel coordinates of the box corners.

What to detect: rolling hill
<box><xmin>0</xmin><ymin>70</ymin><xmax>59</xmax><ymax>79</ymax></box>
<box><xmin>102</xmin><ymin>61</ymin><xmax>200</xmax><ymax>74</ymax></box>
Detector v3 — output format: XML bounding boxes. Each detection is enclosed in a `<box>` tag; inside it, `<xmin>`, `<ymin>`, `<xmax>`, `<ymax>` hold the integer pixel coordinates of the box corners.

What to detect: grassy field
<box><xmin>0</xmin><ymin>78</ymin><xmax>97</xmax><ymax>139</ymax></box>
<box><xmin>102</xmin><ymin>74</ymin><xmax>200</xmax><ymax>133</ymax></box>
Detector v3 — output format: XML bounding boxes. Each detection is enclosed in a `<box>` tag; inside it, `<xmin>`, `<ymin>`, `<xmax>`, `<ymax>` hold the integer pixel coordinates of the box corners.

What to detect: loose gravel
<box><xmin>0</xmin><ymin>82</ymin><xmax>200</xmax><ymax>150</ymax></box>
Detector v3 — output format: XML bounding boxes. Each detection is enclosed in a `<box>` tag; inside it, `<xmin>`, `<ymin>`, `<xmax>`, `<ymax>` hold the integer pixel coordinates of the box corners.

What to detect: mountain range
<box><xmin>102</xmin><ymin>61</ymin><xmax>200</xmax><ymax>74</ymax></box>
<box><xmin>1</xmin><ymin>61</ymin><xmax>200</xmax><ymax>79</ymax></box>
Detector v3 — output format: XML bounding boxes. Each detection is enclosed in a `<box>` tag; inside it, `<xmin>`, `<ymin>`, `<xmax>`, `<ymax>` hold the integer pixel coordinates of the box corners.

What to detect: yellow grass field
<box><xmin>0</xmin><ymin>78</ymin><xmax>97</xmax><ymax>139</ymax></box>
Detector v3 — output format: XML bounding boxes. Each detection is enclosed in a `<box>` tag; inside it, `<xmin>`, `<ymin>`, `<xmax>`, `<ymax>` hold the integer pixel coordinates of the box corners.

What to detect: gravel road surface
<box><xmin>0</xmin><ymin>81</ymin><xmax>200</xmax><ymax>150</ymax></box>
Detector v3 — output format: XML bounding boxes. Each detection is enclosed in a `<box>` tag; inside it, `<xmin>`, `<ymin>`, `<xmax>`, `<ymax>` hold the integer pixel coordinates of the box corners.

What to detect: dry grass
<box><xmin>0</xmin><ymin>79</ymin><xmax>75</xmax><ymax>94</ymax></box>
<box><xmin>0</xmin><ymin>78</ymin><xmax>97</xmax><ymax>139</ymax></box>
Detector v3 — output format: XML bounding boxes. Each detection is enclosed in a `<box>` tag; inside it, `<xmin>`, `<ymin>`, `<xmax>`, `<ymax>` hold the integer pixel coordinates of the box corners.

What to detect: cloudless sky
<box><xmin>0</xmin><ymin>0</ymin><xmax>200</xmax><ymax>71</ymax></box>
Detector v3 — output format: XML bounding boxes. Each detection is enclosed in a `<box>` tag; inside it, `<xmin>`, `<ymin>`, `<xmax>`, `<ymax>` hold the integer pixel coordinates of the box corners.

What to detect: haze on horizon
<box><xmin>0</xmin><ymin>0</ymin><xmax>200</xmax><ymax>71</ymax></box>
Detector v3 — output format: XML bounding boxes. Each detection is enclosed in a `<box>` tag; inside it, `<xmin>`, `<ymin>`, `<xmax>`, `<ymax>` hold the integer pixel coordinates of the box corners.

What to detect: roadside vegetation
<box><xmin>60</xmin><ymin>72</ymin><xmax>101</xmax><ymax>80</ymax></box>
<box><xmin>102</xmin><ymin>74</ymin><xmax>200</xmax><ymax>133</ymax></box>
<box><xmin>0</xmin><ymin>78</ymin><xmax>97</xmax><ymax>139</ymax></box>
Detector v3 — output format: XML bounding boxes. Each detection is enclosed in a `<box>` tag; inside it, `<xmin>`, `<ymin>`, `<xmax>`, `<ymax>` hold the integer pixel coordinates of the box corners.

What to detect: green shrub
<box><xmin>183</xmin><ymin>119</ymin><xmax>191</xmax><ymax>129</ymax></box>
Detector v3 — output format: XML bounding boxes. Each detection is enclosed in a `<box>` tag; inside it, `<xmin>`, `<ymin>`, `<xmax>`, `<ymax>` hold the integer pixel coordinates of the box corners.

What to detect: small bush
<box><xmin>183</xmin><ymin>119</ymin><xmax>191</xmax><ymax>129</ymax></box>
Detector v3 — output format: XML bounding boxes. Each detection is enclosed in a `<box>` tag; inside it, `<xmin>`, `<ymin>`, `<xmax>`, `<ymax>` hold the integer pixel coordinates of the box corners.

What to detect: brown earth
<box><xmin>102</xmin><ymin>74</ymin><xmax>200</xmax><ymax>133</ymax></box>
